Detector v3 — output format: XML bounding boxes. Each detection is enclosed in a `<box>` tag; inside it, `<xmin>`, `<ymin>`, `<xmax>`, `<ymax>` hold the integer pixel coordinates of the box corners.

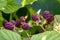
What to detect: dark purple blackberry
<box><xmin>20</xmin><ymin>16</ymin><xmax>25</xmax><ymax>22</ymax></box>
<box><xmin>43</xmin><ymin>11</ymin><xmax>51</xmax><ymax>19</ymax></box>
<box><xmin>15</xmin><ymin>20</ymin><xmax>21</xmax><ymax>28</ymax></box>
<box><xmin>3</xmin><ymin>20</ymin><xmax>8</xmax><ymax>26</ymax></box>
<box><xmin>32</xmin><ymin>14</ymin><xmax>40</xmax><ymax>21</ymax></box>
<box><xmin>39</xmin><ymin>29</ymin><xmax>44</xmax><ymax>33</ymax></box>
<box><xmin>10</xmin><ymin>20</ymin><xmax>16</xmax><ymax>25</ymax></box>
<box><xmin>4</xmin><ymin>22</ymin><xmax>14</xmax><ymax>30</ymax></box>
<box><xmin>22</xmin><ymin>23</ymin><xmax>30</xmax><ymax>30</ymax></box>
<box><xmin>46</xmin><ymin>16</ymin><xmax>54</xmax><ymax>23</ymax></box>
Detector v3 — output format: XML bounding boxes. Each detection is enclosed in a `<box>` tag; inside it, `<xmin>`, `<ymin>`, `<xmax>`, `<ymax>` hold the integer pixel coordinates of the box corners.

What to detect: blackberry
<box><xmin>46</xmin><ymin>16</ymin><xmax>54</xmax><ymax>23</ymax></box>
<box><xmin>10</xmin><ymin>20</ymin><xmax>16</xmax><ymax>25</ymax></box>
<box><xmin>3</xmin><ymin>20</ymin><xmax>8</xmax><ymax>26</ymax></box>
<box><xmin>39</xmin><ymin>29</ymin><xmax>44</xmax><ymax>33</ymax></box>
<box><xmin>43</xmin><ymin>10</ymin><xmax>51</xmax><ymax>19</ymax></box>
<box><xmin>32</xmin><ymin>14</ymin><xmax>40</xmax><ymax>21</ymax></box>
<box><xmin>4</xmin><ymin>22</ymin><xmax>14</xmax><ymax>30</ymax></box>
<box><xmin>20</xmin><ymin>16</ymin><xmax>25</xmax><ymax>22</ymax></box>
<box><xmin>15</xmin><ymin>20</ymin><xmax>21</xmax><ymax>28</ymax></box>
<box><xmin>43</xmin><ymin>10</ymin><xmax>54</xmax><ymax>23</ymax></box>
<box><xmin>22</xmin><ymin>23</ymin><xmax>30</xmax><ymax>30</ymax></box>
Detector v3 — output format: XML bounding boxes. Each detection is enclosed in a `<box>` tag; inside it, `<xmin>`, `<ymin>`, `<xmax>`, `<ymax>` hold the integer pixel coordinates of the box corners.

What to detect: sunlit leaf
<box><xmin>31</xmin><ymin>31</ymin><xmax>60</xmax><ymax>40</ymax></box>
<box><xmin>2</xmin><ymin>0</ymin><xmax>21</xmax><ymax>13</ymax></box>
<box><xmin>0</xmin><ymin>29</ymin><xmax>22</xmax><ymax>40</ymax></box>
<box><xmin>0</xmin><ymin>0</ymin><xmax>7</xmax><ymax>10</ymax></box>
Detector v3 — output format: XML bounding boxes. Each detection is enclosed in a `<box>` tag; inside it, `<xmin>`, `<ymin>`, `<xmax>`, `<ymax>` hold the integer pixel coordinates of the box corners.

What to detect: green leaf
<box><xmin>31</xmin><ymin>31</ymin><xmax>60</xmax><ymax>40</ymax></box>
<box><xmin>0</xmin><ymin>29</ymin><xmax>22</xmax><ymax>40</ymax></box>
<box><xmin>54</xmin><ymin>15</ymin><xmax>60</xmax><ymax>23</ymax></box>
<box><xmin>0</xmin><ymin>12</ymin><xmax>4</xmax><ymax>27</ymax></box>
<box><xmin>2</xmin><ymin>0</ymin><xmax>21</xmax><ymax>13</ymax></box>
<box><xmin>22</xmin><ymin>0</ymin><xmax>36</xmax><ymax>7</ymax></box>
<box><xmin>0</xmin><ymin>0</ymin><xmax>7</xmax><ymax>10</ymax></box>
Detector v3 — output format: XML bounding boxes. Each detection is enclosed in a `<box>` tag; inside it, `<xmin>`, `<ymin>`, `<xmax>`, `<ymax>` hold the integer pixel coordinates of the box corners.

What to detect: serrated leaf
<box><xmin>2</xmin><ymin>0</ymin><xmax>21</xmax><ymax>13</ymax></box>
<box><xmin>31</xmin><ymin>31</ymin><xmax>60</xmax><ymax>40</ymax></box>
<box><xmin>0</xmin><ymin>0</ymin><xmax>7</xmax><ymax>10</ymax></box>
<box><xmin>0</xmin><ymin>29</ymin><xmax>22</xmax><ymax>40</ymax></box>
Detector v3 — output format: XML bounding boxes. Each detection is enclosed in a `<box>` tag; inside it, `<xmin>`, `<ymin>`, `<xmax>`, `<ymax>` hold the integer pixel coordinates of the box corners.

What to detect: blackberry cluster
<box><xmin>3</xmin><ymin>16</ymin><xmax>30</xmax><ymax>30</ymax></box>
<box><xmin>2</xmin><ymin>11</ymin><xmax>54</xmax><ymax>32</ymax></box>
<box><xmin>43</xmin><ymin>11</ymin><xmax>54</xmax><ymax>23</ymax></box>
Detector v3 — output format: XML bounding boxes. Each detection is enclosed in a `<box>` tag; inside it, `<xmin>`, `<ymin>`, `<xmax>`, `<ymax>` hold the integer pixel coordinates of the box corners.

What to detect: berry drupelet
<box><xmin>4</xmin><ymin>22</ymin><xmax>14</xmax><ymax>30</ymax></box>
<box><xmin>32</xmin><ymin>14</ymin><xmax>40</xmax><ymax>21</ymax></box>
<box><xmin>22</xmin><ymin>23</ymin><xmax>30</xmax><ymax>30</ymax></box>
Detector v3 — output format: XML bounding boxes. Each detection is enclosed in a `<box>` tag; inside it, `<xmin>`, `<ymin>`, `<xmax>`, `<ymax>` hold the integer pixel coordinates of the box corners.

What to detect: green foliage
<box><xmin>30</xmin><ymin>0</ymin><xmax>60</xmax><ymax>15</ymax></box>
<box><xmin>31</xmin><ymin>31</ymin><xmax>60</xmax><ymax>40</ymax></box>
<box><xmin>54</xmin><ymin>15</ymin><xmax>60</xmax><ymax>22</ymax></box>
<box><xmin>2</xmin><ymin>0</ymin><xmax>21</xmax><ymax>13</ymax></box>
<box><xmin>0</xmin><ymin>0</ymin><xmax>60</xmax><ymax>40</ymax></box>
<box><xmin>0</xmin><ymin>0</ymin><xmax>7</xmax><ymax>10</ymax></box>
<box><xmin>0</xmin><ymin>29</ymin><xmax>22</xmax><ymax>40</ymax></box>
<box><xmin>0</xmin><ymin>12</ymin><xmax>4</xmax><ymax>27</ymax></box>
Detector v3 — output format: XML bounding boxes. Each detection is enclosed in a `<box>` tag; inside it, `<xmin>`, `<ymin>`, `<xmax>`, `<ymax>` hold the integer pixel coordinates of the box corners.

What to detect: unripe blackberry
<box><xmin>15</xmin><ymin>20</ymin><xmax>21</xmax><ymax>28</ymax></box>
<box><xmin>3</xmin><ymin>20</ymin><xmax>8</xmax><ymax>26</ymax></box>
<box><xmin>39</xmin><ymin>29</ymin><xmax>44</xmax><ymax>33</ymax></box>
<box><xmin>32</xmin><ymin>14</ymin><xmax>40</xmax><ymax>21</ymax></box>
<box><xmin>43</xmin><ymin>11</ymin><xmax>51</xmax><ymax>19</ymax></box>
<box><xmin>4</xmin><ymin>22</ymin><xmax>14</xmax><ymax>30</ymax></box>
<box><xmin>10</xmin><ymin>20</ymin><xmax>16</xmax><ymax>25</ymax></box>
<box><xmin>20</xmin><ymin>16</ymin><xmax>25</xmax><ymax>22</ymax></box>
<box><xmin>46</xmin><ymin>16</ymin><xmax>54</xmax><ymax>23</ymax></box>
<box><xmin>22</xmin><ymin>23</ymin><xmax>30</xmax><ymax>30</ymax></box>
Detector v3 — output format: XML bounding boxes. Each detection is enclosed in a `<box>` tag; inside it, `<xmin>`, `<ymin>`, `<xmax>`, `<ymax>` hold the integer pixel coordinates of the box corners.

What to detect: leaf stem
<box><xmin>10</xmin><ymin>13</ymin><xmax>12</xmax><ymax>21</ymax></box>
<box><xmin>14</xmin><ymin>13</ymin><xmax>18</xmax><ymax>20</ymax></box>
<box><xmin>25</xmin><ymin>31</ymin><xmax>30</xmax><ymax>40</ymax></box>
<box><xmin>40</xmin><ymin>24</ymin><xmax>46</xmax><ymax>31</ymax></box>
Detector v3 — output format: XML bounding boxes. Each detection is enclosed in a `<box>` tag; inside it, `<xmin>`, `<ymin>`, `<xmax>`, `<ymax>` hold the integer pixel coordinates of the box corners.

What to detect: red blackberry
<box><xmin>20</xmin><ymin>16</ymin><xmax>25</xmax><ymax>22</ymax></box>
